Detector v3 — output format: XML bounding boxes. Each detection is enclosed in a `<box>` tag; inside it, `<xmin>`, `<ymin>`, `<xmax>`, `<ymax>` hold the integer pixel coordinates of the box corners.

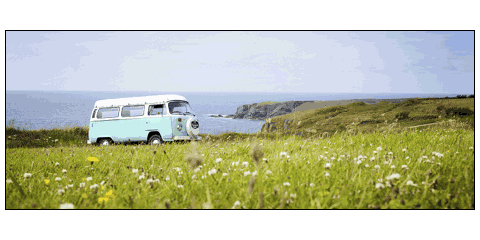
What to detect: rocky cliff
<box><xmin>223</xmin><ymin>101</ymin><xmax>314</xmax><ymax>120</ymax></box>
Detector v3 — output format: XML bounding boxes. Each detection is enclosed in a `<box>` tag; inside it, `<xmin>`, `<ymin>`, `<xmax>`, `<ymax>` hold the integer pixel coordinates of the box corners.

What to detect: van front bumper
<box><xmin>173</xmin><ymin>135</ymin><xmax>202</xmax><ymax>141</ymax></box>
<box><xmin>87</xmin><ymin>140</ymin><xmax>92</xmax><ymax>145</ymax></box>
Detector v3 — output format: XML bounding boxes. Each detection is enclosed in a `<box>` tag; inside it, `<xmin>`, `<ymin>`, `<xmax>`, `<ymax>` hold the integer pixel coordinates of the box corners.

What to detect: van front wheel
<box><xmin>148</xmin><ymin>135</ymin><xmax>163</xmax><ymax>145</ymax></box>
<box><xmin>98</xmin><ymin>139</ymin><xmax>112</xmax><ymax>146</ymax></box>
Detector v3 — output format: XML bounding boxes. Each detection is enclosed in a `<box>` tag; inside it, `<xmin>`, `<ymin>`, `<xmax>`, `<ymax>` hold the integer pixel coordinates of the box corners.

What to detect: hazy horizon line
<box><xmin>5</xmin><ymin>90</ymin><xmax>473</xmax><ymax>95</ymax></box>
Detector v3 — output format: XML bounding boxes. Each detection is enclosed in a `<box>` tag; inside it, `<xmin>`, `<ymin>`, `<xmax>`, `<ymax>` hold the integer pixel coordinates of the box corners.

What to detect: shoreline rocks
<box><xmin>210</xmin><ymin>101</ymin><xmax>314</xmax><ymax>121</ymax></box>
<box><xmin>210</xmin><ymin>98</ymin><xmax>412</xmax><ymax>121</ymax></box>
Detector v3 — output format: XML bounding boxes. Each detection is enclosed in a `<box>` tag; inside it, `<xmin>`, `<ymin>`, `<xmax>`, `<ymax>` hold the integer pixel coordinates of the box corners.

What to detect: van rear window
<box><xmin>122</xmin><ymin>106</ymin><xmax>144</xmax><ymax>117</ymax></box>
<box><xmin>97</xmin><ymin>107</ymin><xmax>119</xmax><ymax>119</ymax></box>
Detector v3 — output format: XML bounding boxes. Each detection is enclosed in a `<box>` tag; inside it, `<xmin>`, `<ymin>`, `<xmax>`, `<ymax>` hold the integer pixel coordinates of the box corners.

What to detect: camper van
<box><xmin>87</xmin><ymin>94</ymin><xmax>201</xmax><ymax>145</ymax></box>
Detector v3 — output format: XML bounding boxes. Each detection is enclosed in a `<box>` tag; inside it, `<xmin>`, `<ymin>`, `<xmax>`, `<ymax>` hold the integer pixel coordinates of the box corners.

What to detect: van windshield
<box><xmin>168</xmin><ymin>101</ymin><xmax>195</xmax><ymax>116</ymax></box>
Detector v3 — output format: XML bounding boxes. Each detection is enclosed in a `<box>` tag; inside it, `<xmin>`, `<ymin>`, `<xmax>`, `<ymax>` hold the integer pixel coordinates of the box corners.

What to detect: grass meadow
<box><xmin>6</xmin><ymin>124</ymin><xmax>474</xmax><ymax>209</ymax></box>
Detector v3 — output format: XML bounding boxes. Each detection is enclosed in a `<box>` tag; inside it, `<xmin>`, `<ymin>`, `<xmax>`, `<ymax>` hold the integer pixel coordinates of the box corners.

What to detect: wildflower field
<box><xmin>6</xmin><ymin>126</ymin><xmax>474</xmax><ymax>209</ymax></box>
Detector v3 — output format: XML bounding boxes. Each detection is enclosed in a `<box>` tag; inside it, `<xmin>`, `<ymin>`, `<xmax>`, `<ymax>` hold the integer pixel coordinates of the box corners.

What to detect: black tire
<box><xmin>98</xmin><ymin>138</ymin><xmax>112</xmax><ymax>146</ymax></box>
<box><xmin>148</xmin><ymin>135</ymin><xmax>163</xmax><ymax>145</ymax></box>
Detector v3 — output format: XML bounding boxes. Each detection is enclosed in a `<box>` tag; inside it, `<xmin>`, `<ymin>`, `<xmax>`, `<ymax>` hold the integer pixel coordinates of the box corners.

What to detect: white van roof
<box><xmin>94</xmin><ymin>94</ymin><xmax>187</xmax><ymax>108</ymax></box>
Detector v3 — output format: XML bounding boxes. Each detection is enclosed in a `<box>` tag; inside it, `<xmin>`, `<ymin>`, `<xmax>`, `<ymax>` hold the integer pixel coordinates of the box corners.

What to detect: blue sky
<box><xmin>6</xmin><ymin>31</ymin><xmax>473</xmax><ymax>93</ymax></box>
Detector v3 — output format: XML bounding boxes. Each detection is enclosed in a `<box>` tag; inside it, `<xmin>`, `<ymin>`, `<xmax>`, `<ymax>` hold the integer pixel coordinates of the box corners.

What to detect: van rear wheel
<box><xmin>98</xmin><ymin>139</ymin><xmax>112</xmax><ymax>146</ymax></box>
<box><xmin>148</xmin><ymin>135</ymin><xmax>163</xmax><ymax>145</ymax></box>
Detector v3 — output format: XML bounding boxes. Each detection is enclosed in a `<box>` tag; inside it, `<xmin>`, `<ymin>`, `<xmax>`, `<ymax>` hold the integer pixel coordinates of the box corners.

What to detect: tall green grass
<box><xmin>6</xmin><ymin>125</ymin><xmax>474</xmax><ymax>209</ymax></box>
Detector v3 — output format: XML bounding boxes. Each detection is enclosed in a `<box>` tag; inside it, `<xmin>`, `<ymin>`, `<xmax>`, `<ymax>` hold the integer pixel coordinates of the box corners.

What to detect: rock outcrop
<box><xmin>223</xmin><ymin>101</ymin><xmax>314</xmax><ymax>120</ymax></box>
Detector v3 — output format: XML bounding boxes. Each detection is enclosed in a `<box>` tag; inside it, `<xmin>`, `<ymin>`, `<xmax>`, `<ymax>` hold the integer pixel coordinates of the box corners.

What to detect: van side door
<box><xmin>146</xmin><ymin>104</ymin><xmax>173</xmax><ymax>141</ymax></box>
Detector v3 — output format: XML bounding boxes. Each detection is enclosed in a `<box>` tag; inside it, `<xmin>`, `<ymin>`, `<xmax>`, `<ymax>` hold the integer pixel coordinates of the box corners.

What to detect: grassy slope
<box><xmin>263</xmin><ymin>98</ymin><xmax>474</xmax><ymax>136</ymax></box>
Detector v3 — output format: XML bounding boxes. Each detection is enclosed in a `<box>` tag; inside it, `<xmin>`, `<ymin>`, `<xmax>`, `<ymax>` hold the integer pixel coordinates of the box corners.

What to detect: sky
<box><xmin>6</xmin><ymin>31</ymin><xmax>474</xmax><ymax>94</ymax></box>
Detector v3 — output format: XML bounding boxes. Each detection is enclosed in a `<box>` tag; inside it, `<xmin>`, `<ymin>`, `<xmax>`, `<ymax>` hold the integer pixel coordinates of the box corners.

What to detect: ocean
<box><xmin>6</xmin><ymin>91</ymin><xmax>460</xmax><ymax>134</ymax></box>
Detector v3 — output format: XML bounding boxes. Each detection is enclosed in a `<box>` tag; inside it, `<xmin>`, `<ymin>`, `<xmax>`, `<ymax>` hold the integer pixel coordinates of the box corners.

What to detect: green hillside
<box><xmin>262</xmin><ymin>98</ymin><xmax>474</xmax><ymax>136</ymax></box>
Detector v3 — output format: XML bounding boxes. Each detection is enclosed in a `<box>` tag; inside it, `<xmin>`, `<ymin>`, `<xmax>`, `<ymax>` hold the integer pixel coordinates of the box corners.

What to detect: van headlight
<box><xmin>187</xmin><ymin>118</ymin><xmax>200</xmax><ymax>136</ymax></box>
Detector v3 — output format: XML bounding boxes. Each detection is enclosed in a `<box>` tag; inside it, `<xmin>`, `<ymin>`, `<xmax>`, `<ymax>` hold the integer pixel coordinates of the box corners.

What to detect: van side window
<box><xmin>97</xmin><ymin>107</ymin><xmax>120</xmax><ymax>119</ymax></box>
<box><xmin>122</xmin><ymin>105</ymin><xmax>145</xmax><ymax>117</ymax></box>
<box><xmin>92</xmin><ymin>109</ymin><xmax>97</xmax><ymax>118</ymax></box>
<box><xmin>148</xmin><ymin>104</ymin><xmax>164</xmax><ymax>116</ymax></box>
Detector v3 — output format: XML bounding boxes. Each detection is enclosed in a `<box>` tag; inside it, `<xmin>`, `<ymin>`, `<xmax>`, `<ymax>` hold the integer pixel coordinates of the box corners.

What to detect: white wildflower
<box><xmin>262</xmin><ymin>158</ymin><xmax>267</xmax><ymax>162</ymax></box>
<box><xmin>324</xmin><ymin>163</ymin><xmax>331</xmax><ymax>169</ymax></box>
<box><xmin>356</xmin><ymin>160</ymin><xmax>362</xmax><ymax>165</ymax></box>
<box><xmin>208</xmin><ymin>169</ymin><xmax>217</xmax><ymax>175</ymax></box>
<box><xmin>406</xmin><ymin>180</ymin><xmax>417</xmax><ymax>187</ymax></box>
<box><xmin>252</xmin><ymin>171</ymin><xmax>258</xmax><ymax>176</ymax></box>
<box><xmin>377</xmin><ymin>147</ymin><xmax>382</xmax><ymax>151</ymax></box>
<box><xmin>469</xmin><ymin>146</ymin><xmax>473</xmax><ymax>150</ymax></box>
<box><xmin>55</xmin><ymin>162</ymin><xmax>60</xmax><ymax>166</ymax></box>
<box><xmin>377</xmin><ymin>178</ymin><xmax>383</xmax><ymax>183</ymax></box>
<box><xmin>86</xmin><ymin>177</ymin><xmax>93</xmax><ymax>182</ymax></box>
<box><xmin>402</xmin><ymin>165</ymin><xmax>408</xmax><ymax>169</ymax></box>
<box><xmin>280</xmin><ymin>152</ymin><xmax>288</xmax><ymax>157</ymax></box>
<box><xmin>283</xmin><ymin>182</ymin><xmax>291</xmax><ymax>186</ymax></box>
<box><xmin>154</xmin><ymin>179</ymin><xmax>160</xmax><ymax>183</ymax></box>
<box><xmin>406</xmin><ymin>156</ymin><xmax>410</xmax><ymax>160</ymax></box>
<box><xmin>373</xmin><ymin>151</ymin><xmax>377</xmax><ymax>154</ymax></box>
<box><xmin>325</xmin><ymin>172</ymin><xmax>330</xmax><ymax>177</ymax></box>
<box><xmin>241</xmin><ymin>162</ymin><xmax>249</xmax><ymax>167</ymax></box>
<box><xmin>375</xmin><ymin>183</ymin><xmax>385</xmax><ymax>189</ymax></box>
<box><xmin>177</xmin><ymin>185</ymin><xmax>183</xmax><ymax>188</ymax></box>
<box><xmin>100</xmin><ymin>181</ymin><xmax>105</xmax><ymax>186</ymax></box>
<box><xmin>365</xmin><ymin>164</ymin><xmax>369</xmax><ymax>168</ymax></box>
<box><xmin>370</xmin><ymin>157</ymin><xmax>375</xmax><ymax>161</ymax></box>
<box><xmin>58</xmin><ymin>189</ymin><xmax>65</xmax><ymax>195</ymax></box>
<box><xmin>201</xmin><ymin>175</ymin><xmax>206</xmax><ymax>179</ymax></box>
<box><xmin>165</xmin><ymin>176</ymin><xmax>170</xmax><ymax>181</ymax></box>
<box><xmin>386</xmin><ymin>173</ymin><xmax>401</xmax><ymax>181</ymax></box>
<box><xmin>90</xmin><ymin>184</ymin><xmax>99</xmax><ymax>189</ymax></box>
<box><xmin>402</xmin><ymin>148</ymin><xmax>407</xmax><ymax>152</ymax></box>
<box><xmin>310</xmin><ymin>183</ymin><xmax>315</xmax><ymax>187</ymax></box>
<box><xmin>194</xmin><ymin>167</ymin><xmax>201</xmax><ymax>173</ymax></box>
<box><xmin>132</xmin><ymin>169</ymin><xmax>138</xmax><ymax>174</ymax></box>
<box><xmin>244</xmin><ymin>171</ymin><xmax>251</xmax><ymax>176</ymax></box>
<box><xmin>386</xmin><ymin>181</ymin><xmax>392</xmax><ymax>188</ymax></box>
<box><xmin>6</xmin><ymin>179</ymin><xmax>13</xmax><ymax>184</ymax></box>
<box><xmin>375</xmin><ymin>165</ymin><xmax>380</xmax><ymax>170</ymax></box>
<box><xmin>391</xmin><ymin>165</ymin><xmax>395</xmax><ymax>169</ymax></box>
<box><xmin>55</xmin><ymin>177</ymin><xmax>62</xmax><ymax>181</ymax></box>
<box><xmin>139</xmin><ymin>174</ymin><xmax>145</xmax><ymax>180</ymax></box>
<box><xmin>178</xmin><ymin>171</ymin><xmax>183</xmax><ymax>175</ymax></box>
<box><xmin>222</xmin><ymin>173</ymin><xmax>228</xmax><ymax>177</ymax></box>
<box><xmin>216</xmin><ymin>158</ymin><xmax>222</xmax><ymax>163</ymax></box>
<box><xmin>146</xmin><ymin>179</ymin><xmax>154</xmax><ymax>184</ymax></box>
<box><xmin>331</xmin><ymin>157</ymin><xmax>335</xmax><ymax>161</ymax></box>
<box><xmin>24</xmin><ymin>173</ymin><xmax>32</xmax><ymax>178</ymax></box>
<box><xmin>59</xmin><ymin>203</ymin><xmax>74</xmax><ymax>209</ymax></box>
<box><xmin>232</xmin><ymin>201</ymin><xmax>241</xmax><ymax>209</ymax></box>
<box><xmin>79</xmin><ymin>182</ymin><xmax>85</xmax><ymax>188</ymax></box>
<box><xmin>437</xmin><ymin>163</ymin><xmax>442</xmax><ymax>166</ymax></box>
<box><xmin>62</xmin><ymin>169</ymin><xmax>67</xmax><ymax>173</ymax></box>
<box><xmin>266</xmin><ymin>170</ymin><xmax>272</xmax><ymax>175</ymax></box>
<box><xmin>290</xmin><ymin>193</ymin><xmax>297</xmax><ymax>198</ymax></box>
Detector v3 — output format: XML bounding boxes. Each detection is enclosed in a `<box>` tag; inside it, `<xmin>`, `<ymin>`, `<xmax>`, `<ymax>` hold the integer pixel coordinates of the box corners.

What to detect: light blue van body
<box><xmin>88</xmin><ymin>95</ymin><xmax>201</xmax><ymax>144</ymax></box>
